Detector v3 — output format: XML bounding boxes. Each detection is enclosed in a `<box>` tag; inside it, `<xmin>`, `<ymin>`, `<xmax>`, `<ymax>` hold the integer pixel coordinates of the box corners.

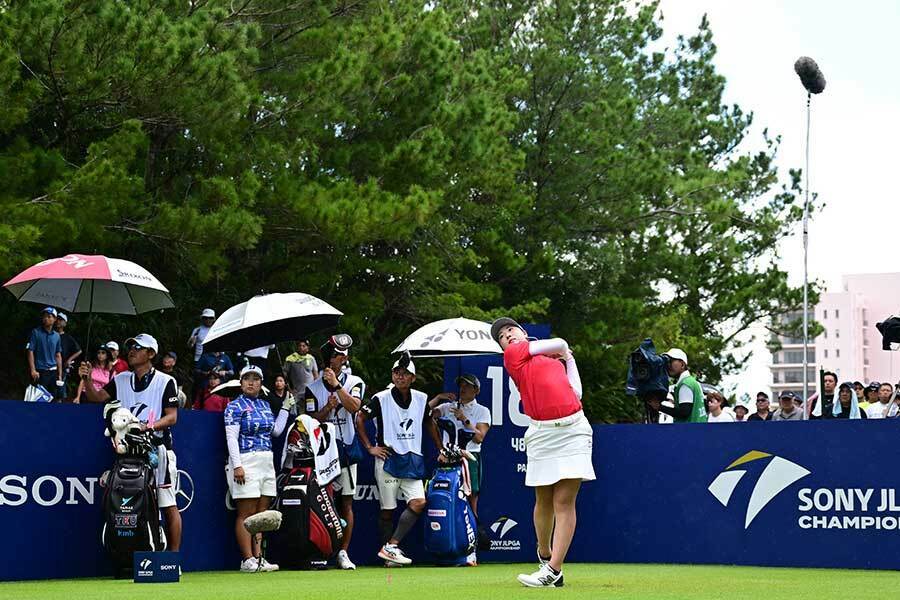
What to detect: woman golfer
<box><xmin>491</xmin><ymin>318</ymin><xmax>594</xmax><ymax>588</ymax></box>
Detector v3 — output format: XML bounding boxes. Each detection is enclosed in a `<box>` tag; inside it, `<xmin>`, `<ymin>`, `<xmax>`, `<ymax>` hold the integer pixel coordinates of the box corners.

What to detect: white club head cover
<box><xmin>243</xmin><ymin>510</ymin><xmax>283</xmax><ymax>535</ymax></box>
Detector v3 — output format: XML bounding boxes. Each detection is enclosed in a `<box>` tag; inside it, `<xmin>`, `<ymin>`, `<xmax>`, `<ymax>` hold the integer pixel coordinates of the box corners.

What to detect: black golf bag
<box><xmin>101</xmin><ymin>450</ymin><xmax>165</xmax><ymax>578</ymax></box>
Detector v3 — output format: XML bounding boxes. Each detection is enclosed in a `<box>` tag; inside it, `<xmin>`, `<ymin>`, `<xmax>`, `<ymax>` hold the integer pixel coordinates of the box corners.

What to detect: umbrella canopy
<box><xmin>392</xmin><ymin>317</ymin><xmax>502</xmax><ymax>358</ymax></box>
<box><xmin>4</xmin><ymin>253</ymin><xmax>173</xmax><ymax>314</ymax></box>
<box><xmin>211</xmin><ymin>380</ymin><xmax>271</xmax><ymax>399</ymax></box>
<box><xmin>202</xmin><ymin>292</ymin><xmax>342</xmax><ymax>353</ymax></box>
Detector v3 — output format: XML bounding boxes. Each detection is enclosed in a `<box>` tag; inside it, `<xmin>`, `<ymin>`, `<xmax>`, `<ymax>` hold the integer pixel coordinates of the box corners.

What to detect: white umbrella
<box><xmin>392</xmin><ymin>317</ymin><xmax>502</xmax><ymax>358</ymax></box>
<box><xmin>202</xmin><ymin>292</ymin><xmax>342</xmax><ymax>353</ymax></box>
<box><xmin>211</xmin><ymin>380</ymin><xmax>271</xmax><ymax>398</ymax></box>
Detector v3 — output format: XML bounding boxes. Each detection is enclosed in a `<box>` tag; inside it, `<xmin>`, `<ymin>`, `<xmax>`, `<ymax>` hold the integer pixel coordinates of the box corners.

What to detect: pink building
<box><xmin>770</xmin><ymin>273</ymin><xmax>900</xmax><ymax>397</ymax></box>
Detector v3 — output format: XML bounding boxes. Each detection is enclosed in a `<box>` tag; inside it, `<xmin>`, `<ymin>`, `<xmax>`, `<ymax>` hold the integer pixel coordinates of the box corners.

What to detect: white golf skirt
<box><xmin>524</xmin><ymin>410</ymin><xmax>596</xmax><ymax>487</ymax></box>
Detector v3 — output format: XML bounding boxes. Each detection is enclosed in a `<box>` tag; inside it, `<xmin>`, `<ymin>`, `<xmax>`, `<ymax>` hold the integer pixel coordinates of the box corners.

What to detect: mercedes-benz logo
<box><xmin>175</xmin><ymin>469</ymin><xmax>194</xmax><ymax>513</ymax></box>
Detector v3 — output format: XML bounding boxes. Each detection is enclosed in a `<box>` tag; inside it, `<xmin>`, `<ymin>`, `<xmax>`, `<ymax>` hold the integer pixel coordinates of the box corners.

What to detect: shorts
<box><xmin>524</xmin><ymin>410</ymin><xmax>595</xmax><ymax>487</ymax></box>
<box><xmin>156</xmin><ymin>447</ymin><xmax>178</xmax><ymax>509</ymax></box>
<box><xmin>226</xmin><ymin>451</ymin><xmax>277</xmax><ymax>500</ymax></box>
<box><xmin>466</xmin><ymin>452</ymin><xmax>483</xmax><ymax>495</ymax></box>
<box><xmin>375</xmin><ymin>458</ymin><xmax>425</xmax><ymax>510</ymax></box>
<box><xmin>331</xmin><ymin>464</ymin><xmax>357</xmax><ymax>498</ymax></box>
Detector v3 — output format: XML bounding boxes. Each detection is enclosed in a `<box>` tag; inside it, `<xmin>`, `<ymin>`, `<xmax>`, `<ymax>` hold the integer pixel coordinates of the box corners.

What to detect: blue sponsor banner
<box><xmin>133</xmin><ymin>551</ymin><xmax>180</xmax><ymax>583</ymax></box>
<box><xmin>5</xmin><ymin>334</ymin><xmax>900</xmax><ymax>580</ymax></box>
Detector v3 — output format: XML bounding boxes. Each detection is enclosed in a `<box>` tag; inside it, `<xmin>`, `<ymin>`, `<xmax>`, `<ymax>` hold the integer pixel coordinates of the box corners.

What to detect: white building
<box><xmin>770</xmin><ymin>273</ymin><xmax>900</xmax><ymax>398</ymax></box>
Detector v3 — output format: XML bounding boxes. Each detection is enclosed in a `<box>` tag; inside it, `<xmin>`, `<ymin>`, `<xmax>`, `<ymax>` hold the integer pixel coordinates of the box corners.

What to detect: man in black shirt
<box><xmin>747</xmin><ymin>392</ymin><xmax>773</xmax><ymax>421</ymax></box>
<box><xmin>54</xmin><ymin>313</ymin><xmax>81</xmax><ymax>401</ymax></box>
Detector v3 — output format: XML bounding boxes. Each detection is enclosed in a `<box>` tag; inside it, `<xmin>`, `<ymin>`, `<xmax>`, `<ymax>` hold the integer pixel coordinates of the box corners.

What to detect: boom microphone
<box><xmin>243</xmin><ymin>510</ymin><xmax>283</xmax><ymax>535</ymax></box>
<box><xmin>794</xmin><ymin>56</ymin><xmax>826</xmax><ymax>94</ymax></box>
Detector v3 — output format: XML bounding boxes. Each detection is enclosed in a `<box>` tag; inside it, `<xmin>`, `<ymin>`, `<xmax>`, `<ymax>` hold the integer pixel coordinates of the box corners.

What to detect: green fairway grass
<box><xmin>2</xmin><ymin>563</ymin><xmax>898</xmax><ymax>600</ymax></box>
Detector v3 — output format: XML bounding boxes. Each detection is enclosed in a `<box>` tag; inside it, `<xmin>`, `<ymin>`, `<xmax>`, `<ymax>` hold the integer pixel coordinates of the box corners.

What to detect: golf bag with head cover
<box><xmin>424</xmin><ymin>447</ymin><xmax>477</xmax><ymax>564</ymax></box>
<box><xmin>100</xmin><ymin>428</ymin><xmax>166</xmax><ymax>578</ymax></box>
<box><xmin>269</xmin><ymin>424</ymin><xmax>343</xmax><ymax>568</ymax></box>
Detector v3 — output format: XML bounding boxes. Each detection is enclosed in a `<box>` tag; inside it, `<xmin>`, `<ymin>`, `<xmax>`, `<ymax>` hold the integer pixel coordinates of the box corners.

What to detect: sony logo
<box><xmin>0</xmin><ymin>475</ymin><xmax>98</xmax><ymax>507</ymax></box>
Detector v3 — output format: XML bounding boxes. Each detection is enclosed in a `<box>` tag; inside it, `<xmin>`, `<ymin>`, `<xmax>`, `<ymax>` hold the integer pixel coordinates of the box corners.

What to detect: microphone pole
<box><xmin>793</xmin><ymin>57</ymin><xmax>825</xmax><ymax>420</ymax></box>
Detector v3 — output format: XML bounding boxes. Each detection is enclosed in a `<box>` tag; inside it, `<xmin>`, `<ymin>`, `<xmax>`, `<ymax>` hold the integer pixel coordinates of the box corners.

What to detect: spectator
<box><xmin>809</xmin><ymin>371</ymin><xmax>837</xmax><ymax>418</ymax></box>
<box><xmin>25</xmin><ymin>307</ymin><xmax>63</xmax><ymax>401</ymax></box>
<box><xmin>283</xmin><ymin>340</ymin><xmax>318</xmax><ymax>395</ymax></box>
<box><xmin>733</xmin><ymin>402</ymin><xmax>749</xmax><ymax>422</ymax></box>
<box><xmin>194</xmin><ymin>372</ymin><xmax>229</xmax><ymax>412</ymax></box>
<box><xmin>862</xmin><ymin>382</ymin><xmax>880</xmax><ymax>411</ymax></box>
<box><xmin>748</xmin><ymin>392</ymin><xmax>773</xmax><ymax>421</ymax></box>
<box><xmin>833</xmin><ymin>382</ymin><xmax>865</xmax><ymax>419</ymax></box>
<box><xmin>54</xmin><ymin>313</ymin><xmax>82</xmax><ymax>400</ymax></box>
<box><xmin>75</xmin><ymin>345</ymin><xmax>113</xmax><ymax>403</ymax></box>
<box><xmin>267</xmin><ymin>373</ymin><xmax>294</xmax><ymax>416</ymax></box>
<box><xmin>705</xmin><ymin>391</ymin><xmax>735</xmax><ymax>422</ymax></box>
<box><xmin>867</xmin><ymin>383</ymin><xmax>894</xmax><ymax>419</ymax></box>
<box><xmin>188</xmin><ymin>308</ymin><xmax>216</xmax><ymax>363</ymax></box>
<box><xmin>660</xmin><ymin>349</ymin><xmax>707</xmax><ymax>423</ymax></box>
<box><xmin>159</xmin><ymin>351</ymin><xmax>188</xmax><ymax>409</ymax></box>
<box><xmin>356</xmin><ymin>357</ymin><xmax>441</xmax><ymax>567</ymax></box>
<box><xmin>224</xmin><ymin>365</ymin><xmax>293</xmax><ymax>573</ymax></box>
<box><xmin>107</xmin><ymin>341</ymin><xmax>129</xmax><ymax>374</ymax></box>
<box><xmin>195</xmin><ymin>351</ymin><xmax>235</xmax><ymax>404</ymax></box>
<box><xmin>772</xmin><ymin>391</ymin><xmax>802</xmax><ymax>421</ymax></box>
<box><xmin>853</xmin><ymin>382</ymin><xmax>866</xmax><ymax>408</ymax></box>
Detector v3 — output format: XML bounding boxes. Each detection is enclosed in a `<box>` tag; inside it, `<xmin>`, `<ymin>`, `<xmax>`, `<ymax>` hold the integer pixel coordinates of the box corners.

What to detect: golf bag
<box><xmin>424</xmin><ymin>464</ymin><xmax>477</xmax><ymax>562</ymax></box>
<box><xmin>100</xmin><ymin>453</ymin><xmax>165</xmax><ymax>578</ymax></box>
<box><xmin>269</xmin><ymin>465</ymin><xmax>344</xmax><ymax>568</ymax></box>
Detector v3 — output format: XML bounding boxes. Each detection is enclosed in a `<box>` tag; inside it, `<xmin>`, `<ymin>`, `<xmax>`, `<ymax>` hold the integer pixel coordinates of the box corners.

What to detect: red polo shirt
<box><xmin>503</xmin><ymin>341</ymin><xmax>581</xmax><ymax>421</ymax></box>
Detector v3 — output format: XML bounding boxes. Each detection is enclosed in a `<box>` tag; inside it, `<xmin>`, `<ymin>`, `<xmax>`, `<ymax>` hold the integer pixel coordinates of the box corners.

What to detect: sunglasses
<box><xmin>125</xmin><ymin>342</ymin><xmax>148</xmax><ymax>352</ymax></box>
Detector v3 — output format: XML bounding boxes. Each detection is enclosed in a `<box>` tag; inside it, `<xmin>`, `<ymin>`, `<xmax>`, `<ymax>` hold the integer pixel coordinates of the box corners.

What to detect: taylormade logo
<box><xmin>0</xmin><ymin>475</ymin><xmax>98</xmax><ymax>507</ymax></box>
<box><xmin>708</xmin><ymin>451</ymin><xmax>810</xmax><ymax>529</ymax></box>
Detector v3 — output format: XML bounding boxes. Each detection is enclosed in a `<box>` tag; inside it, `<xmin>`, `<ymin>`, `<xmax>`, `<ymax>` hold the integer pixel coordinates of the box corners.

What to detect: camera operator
<box><xmin>657</xmin><ymin>349</ymin><xmax>706</xmax><ymax>423</ymax></box>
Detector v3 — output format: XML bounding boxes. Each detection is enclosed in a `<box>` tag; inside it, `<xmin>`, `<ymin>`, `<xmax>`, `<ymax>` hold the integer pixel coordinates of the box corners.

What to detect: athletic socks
<box><xmin>391</xmin><ymin>507</ymin><xmax>421</xmax><ymax>543</ymax></box>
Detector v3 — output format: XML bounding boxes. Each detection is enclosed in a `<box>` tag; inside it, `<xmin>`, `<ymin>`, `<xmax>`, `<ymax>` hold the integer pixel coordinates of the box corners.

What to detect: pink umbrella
<box><xmin>4</xmin><ymin>253</ymin><xmax>173</xmax><ymax>314</ymax></box>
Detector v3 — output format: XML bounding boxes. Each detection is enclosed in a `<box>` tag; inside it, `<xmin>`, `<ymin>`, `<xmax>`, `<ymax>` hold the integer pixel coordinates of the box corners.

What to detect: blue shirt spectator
<box><xmin>196</xmin><ymin>351</ymin><xmax>235</xmax><ymax>385</ymax></box>
<box><xmin>27</xmin><ymin>323</ymin><xmax>62</xmax><ymax>370</ymax></box>
<box><xmin>224</xmin><ymin>395</ymin><xmax>277</xmax><ymax>453</ymax></box>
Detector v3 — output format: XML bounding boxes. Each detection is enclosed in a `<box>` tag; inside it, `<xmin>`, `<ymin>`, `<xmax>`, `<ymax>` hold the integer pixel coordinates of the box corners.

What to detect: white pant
<box><xmin>156</xmin><ymin>447</ymin><xmax>177</xmax><ymax>509</ymax></box>
<box><xmin>331</xmin><ymin>464</ymin><xmax>357</xmax><ymax>497</ymax></box>
<box><xmin>375</xmin><ymin>458</ymin><xmax>425</xmax><ymax>510</ymax></box>
<box><xmin>226</xmin><ymin>451</ymin><xmax>277</xmax><ymax>500</ymax></box>
<box><xmin>524</xmin><ymin>411</ymin><xmax>595</xmax><ymax>487</ymax></box>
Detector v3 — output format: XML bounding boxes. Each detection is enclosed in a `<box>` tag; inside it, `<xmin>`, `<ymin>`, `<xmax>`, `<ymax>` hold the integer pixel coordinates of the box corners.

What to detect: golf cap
<box><xmin>240</xmin><ymin>365</ymin><xmax>264</xmax><ymax>380</ymax></box>
<box><xmin>734</xmin><ymin>403</ymin><xmax>749</xmax><ymax>412</ymax></box>
<box><xmin>456</xmin><ymin>373</ymin><xmax>481</xmax><ymax>390</ymax></box>
<box><xmin>165</xmin><ymin>351</ymin><xmax>178</xmax><ymax>360</ymax></box>
<box><xmin>124</xmin><ymin>334</ymin><xmax>158</xmax><ymax>354</ymax></box>
<box><xmin>392</xmin><ymin>358</ymin><xmax>416</xmax><ymax>375</ymax></box>
<box><xmin>42</xmin><ymin>306</ymin><xmax>58</xmax><ymax>317</ymax></box>
<box><xmin>57</xmin><ymin>312</ymin><xmax>68</xmax><ymax>322</ymax></box>
<box><xmin>106</xmin><ymin>341</ymin><xmax>119</xmax><ymax>351</ymax></box>
<box><xmin>201</xmin><ymin>308</ymin><xmax>216</xmax><ymax>318</ymax></box>
<box><xmin>664</xmin><ymin>348</ymin><xmax>688</xmax><ymax>365</ymax></box>
<box><xmin>756</xmin><ymin>391</ymin><xmax>769</xmax><ymax>400</ymax></box>
<box><xmin>491</xmin><ymin>317</ymin><xmax>525</xmax><ymax>343</ymax></box>
<box><xmin>867</xmin><ymin>381</ymin><xmax>881</xmax><ymax>390</ymax></box>
<box><xmin>779</xmin><ymin>390</ymin><xmax>795</xmax><ymax>400</ymax></box>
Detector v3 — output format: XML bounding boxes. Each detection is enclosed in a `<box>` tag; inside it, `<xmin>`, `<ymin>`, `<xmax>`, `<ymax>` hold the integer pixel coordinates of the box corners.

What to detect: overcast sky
<box><xmin>655</xmin><ymin>1</ymin><xmax>900</xmax><ymax>396</ymax></box>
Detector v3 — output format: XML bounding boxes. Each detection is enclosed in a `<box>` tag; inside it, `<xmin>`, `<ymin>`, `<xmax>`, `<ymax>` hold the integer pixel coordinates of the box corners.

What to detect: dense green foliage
<box><xmin>0</xmin><ymin>0</ymin><xmax>813</xmax><ymax>420</ymax></box>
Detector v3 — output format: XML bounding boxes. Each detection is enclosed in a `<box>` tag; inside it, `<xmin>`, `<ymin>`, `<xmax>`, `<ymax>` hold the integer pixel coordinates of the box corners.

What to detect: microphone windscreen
<box><xmin>794</xmin><ymin>56</ymin><xmax>826</xmax><ymax>94</ymax></box>
<box><xmin>243</xmin><ymin>510</ymin><xmax>283</xmax><ymax>534</ymax></box>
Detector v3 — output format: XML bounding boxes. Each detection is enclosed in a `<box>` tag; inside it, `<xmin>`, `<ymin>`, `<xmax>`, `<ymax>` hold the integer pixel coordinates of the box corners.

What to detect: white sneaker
<box><xmin>378</xmin><ymin>544</ymin><xmax>412</xmax><ymax>565</ymax></box>
<box><xmin>337</xmin><ymin>550</ymin><xmax>356</xmax><ymax>570</ymax></box>
<box><xmin>518</xmin><ymin>563</ymin><xmax>564</xmax><ymax>587</ymax></box>
<box><xmin>240</xmin><ymin>557</ymin><xmax>259</xmax><ymax>573</ymax></box>
<box><xmin>258</xmin><ymin>557</ymin><xmax>279</xmax><ymax>572</ymax></box>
